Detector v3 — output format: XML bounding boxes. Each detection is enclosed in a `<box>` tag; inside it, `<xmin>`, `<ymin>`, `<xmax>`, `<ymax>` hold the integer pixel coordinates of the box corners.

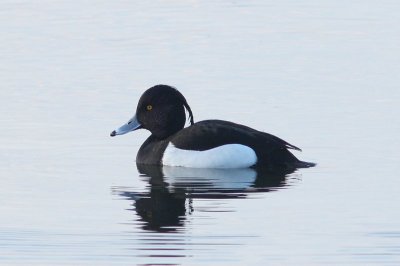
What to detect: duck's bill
<box><xmin>110</xmin><ymin>114</ymin><xmax>142</xmax><ymax>137</ymax></box>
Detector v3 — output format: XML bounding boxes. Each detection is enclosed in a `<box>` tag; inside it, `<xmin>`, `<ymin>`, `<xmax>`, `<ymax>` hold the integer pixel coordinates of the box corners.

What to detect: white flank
<box><xmin>162</xmin><ymin>143</ymin><xmax>257</xmax><ymax>168</ymax></box>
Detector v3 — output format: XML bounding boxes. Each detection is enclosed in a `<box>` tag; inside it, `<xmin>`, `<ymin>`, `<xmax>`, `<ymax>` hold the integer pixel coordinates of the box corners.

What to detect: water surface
<box><xmin>1</xmin><ymin>1</ymin><xmax>400</xmax><ymax>265</ymax></box>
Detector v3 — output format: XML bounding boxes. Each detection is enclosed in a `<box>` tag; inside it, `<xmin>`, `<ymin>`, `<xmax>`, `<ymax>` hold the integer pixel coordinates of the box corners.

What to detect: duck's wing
<box><xmin>255</xmin><ymin>130</ymin><xmax>301</xmax><ymax>151</ymax></box>
<box><xmin>171</xmin><ymin>120</ymin><xmax>299</xmax><ymax>150</ymax></box>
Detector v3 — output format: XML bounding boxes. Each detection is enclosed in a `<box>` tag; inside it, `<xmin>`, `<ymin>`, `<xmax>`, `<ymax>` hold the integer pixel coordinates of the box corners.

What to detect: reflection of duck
<box><xmin>132</xmin><ymin>185</ymin><xmax>187</xmax><ymax>232</ymax></box>
<box><xmin>116</xmin><ymin>164</ymin><xmax>298</xmax><ymax>232</ymax></box>
<box><xmin>111</xmin><ymin>85</ymin><xmax>315</xmax><ymax>169</ymax></box>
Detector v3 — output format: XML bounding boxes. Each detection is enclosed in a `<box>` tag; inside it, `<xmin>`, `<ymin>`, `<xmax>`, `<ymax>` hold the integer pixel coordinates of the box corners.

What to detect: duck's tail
<box><xmin>294</xmin><ymin>160</ymin><xmax>316</xmax><ymax>168</ymax></box>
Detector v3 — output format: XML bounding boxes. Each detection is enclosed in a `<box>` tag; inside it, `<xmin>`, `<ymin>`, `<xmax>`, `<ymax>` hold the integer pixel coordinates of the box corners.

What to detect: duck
<box><xmin>110</xmin><ymin>85</ymin><xmax>315</xmax><ymax>169</ymax></box>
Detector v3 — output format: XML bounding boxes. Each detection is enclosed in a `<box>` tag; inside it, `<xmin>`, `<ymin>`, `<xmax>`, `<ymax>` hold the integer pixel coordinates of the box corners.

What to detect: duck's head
<box><xmin>110</xmin><ymin>85</ymin><xmax>194</xmax><ymax>140</ymax></box>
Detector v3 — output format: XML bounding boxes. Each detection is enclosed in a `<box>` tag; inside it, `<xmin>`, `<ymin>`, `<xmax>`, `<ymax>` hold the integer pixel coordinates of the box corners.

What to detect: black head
<box><xmin>111</xmin><ymin>85</ymin><xmax>194</xmax><ymax>140</ymax></box>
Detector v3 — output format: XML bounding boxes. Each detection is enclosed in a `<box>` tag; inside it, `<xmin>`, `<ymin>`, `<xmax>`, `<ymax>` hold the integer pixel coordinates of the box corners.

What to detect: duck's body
<box><xmin>111</xmin><ymin>85</ymin><xmax>315</xmax><ymax>169</ymax></box>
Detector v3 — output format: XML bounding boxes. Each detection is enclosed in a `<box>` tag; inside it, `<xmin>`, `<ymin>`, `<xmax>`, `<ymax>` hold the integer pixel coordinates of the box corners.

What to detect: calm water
<box><xmin>1</xmin><ymin>1</ymin><xmax>400</xmax><ymax>265</ymax></box>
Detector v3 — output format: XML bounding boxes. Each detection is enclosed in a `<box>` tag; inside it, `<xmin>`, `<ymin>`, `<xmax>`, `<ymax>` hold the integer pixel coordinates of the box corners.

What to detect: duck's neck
<box><xmin>151</xmin><ymin>125</ymin><xmax>184</xmax><ymax>140</ymax></box>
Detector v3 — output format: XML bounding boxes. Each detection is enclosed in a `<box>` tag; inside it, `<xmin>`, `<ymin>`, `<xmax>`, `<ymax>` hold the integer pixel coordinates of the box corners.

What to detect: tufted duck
<box><xmin>110</xmin><ymin>85</ymin><xmax>315</xmax><ymax>169</ymax></box>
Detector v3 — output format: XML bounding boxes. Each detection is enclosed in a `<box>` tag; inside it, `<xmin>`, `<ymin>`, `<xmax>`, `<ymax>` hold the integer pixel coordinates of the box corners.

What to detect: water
<box><xmin>1</xmin><ymin>1</ymin><xmax>400</xmax><ymax>265</ymax></box>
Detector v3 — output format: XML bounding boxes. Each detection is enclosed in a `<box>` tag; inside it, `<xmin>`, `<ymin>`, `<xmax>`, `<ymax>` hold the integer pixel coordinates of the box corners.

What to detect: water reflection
<box><xmin>115</xmin><ymin>165</ymin><xmax>299</xmax><ymax>232</ymax></box>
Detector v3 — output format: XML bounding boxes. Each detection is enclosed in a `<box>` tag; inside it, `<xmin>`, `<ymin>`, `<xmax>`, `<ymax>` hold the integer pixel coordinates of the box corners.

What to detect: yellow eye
<box><xmin>146</xmin><ymin>105</ymin><xmax>153</xmax><ymax>111</ymax></box>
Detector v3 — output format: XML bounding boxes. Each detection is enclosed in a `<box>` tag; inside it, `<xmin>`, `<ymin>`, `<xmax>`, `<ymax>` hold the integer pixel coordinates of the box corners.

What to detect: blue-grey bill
<box><xmin>110</xmin><ymin>114</ymin><xmax>141</xmax><ymax>137</ymax></box>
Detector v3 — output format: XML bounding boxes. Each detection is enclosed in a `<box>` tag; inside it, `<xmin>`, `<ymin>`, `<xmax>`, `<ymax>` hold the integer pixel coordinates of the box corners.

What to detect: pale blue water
<box><xmin>1</xmin><ymin>1</ymin><xmax>400</xmax><ymax>265</ymax></box>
